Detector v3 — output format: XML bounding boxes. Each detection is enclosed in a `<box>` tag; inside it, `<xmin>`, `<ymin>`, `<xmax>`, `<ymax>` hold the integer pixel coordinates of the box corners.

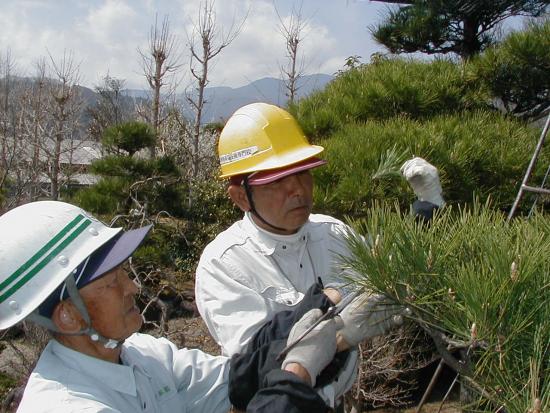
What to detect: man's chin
<box><xmin>125</xmin><ymin>312</ymin><xmax>144</xmax><ymax>336</ymax></box>
<box><xmin>290</xmin><ymin>206</ymin><xmax>311</xmax><ymax>219</ymax></box>
<box><xmin>286</xmin><ymin>210</ymin><xmax>310</xmax><ymax>229</ymax></box>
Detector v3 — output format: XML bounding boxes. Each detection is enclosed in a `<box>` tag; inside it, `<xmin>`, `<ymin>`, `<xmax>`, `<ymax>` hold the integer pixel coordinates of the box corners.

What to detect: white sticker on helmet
<box><xmin>220</xmin><ymin>146</ymin><xmax>258</xmax><ymax>165</ymax></box>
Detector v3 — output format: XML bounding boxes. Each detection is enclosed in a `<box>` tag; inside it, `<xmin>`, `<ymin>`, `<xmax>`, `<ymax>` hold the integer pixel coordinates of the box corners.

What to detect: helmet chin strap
<box><xmin>243</xmin><ymin>177</ymin><xmax>290</xmax><ymax>233</ymax></box>
<box><xmin>62</xmin><ymin>273</ymin><xmax>122</xmax><ymax>349</ymax></box>
<box><xmin>28</xmin><ymin>261</ymin><xmax>122</xmax><ymax>350</ymax></box>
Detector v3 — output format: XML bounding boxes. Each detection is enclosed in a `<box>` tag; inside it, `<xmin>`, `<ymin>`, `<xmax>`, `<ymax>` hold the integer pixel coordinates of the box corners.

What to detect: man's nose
<box><xmin>121</xmin><ymin>272</ymin><xmax>140</xmax><ymax>295</ymax></box>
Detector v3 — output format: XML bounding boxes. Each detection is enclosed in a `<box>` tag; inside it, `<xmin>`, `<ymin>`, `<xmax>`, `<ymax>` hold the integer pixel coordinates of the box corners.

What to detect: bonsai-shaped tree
<box><xmin>76</xmin><ymin>121</ymin><xmax>179</xmax><ymax>216</ymax></box>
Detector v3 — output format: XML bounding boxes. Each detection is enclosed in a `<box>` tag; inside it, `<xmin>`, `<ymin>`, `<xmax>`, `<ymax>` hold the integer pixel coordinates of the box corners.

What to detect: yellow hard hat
<box><xmin>218</xmin><ymin>102</ymin><xmax>324</xmax><ymax>179</ymax></box>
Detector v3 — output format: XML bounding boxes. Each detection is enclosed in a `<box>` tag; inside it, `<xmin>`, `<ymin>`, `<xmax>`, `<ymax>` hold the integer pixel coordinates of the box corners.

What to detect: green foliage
<box><xmin>185</xmin><ymin>178</ymin><xmax>239</xmax><ymax>223</ymax></box>
<box><xmin>73</xmin><ymin>178</ymin><xmax>127</xmax><ymax>214</ymax></box>
<box><xmin>131</xmin><ymin>222</ymin><xmax>182</xmax><ymax>268</ymax></box>
<box><xmin>374</xmin><ymin>2</ymin><xmax>450</xmax><ymax>54</ymax></box>
<box><xmin>470</xmin><ymin>20</ymin><xmax>550</xmax><ymax>119</ymax></box>
<box><xmin>172</xmin><ymin>178</ymin><xmax>240</xmax><ymax>274</ymax></box>
<box><xmin>371</xmin><ymin>0</ymin><xmax>548</xmax><ymax>59</ymax></box>
<box><xmin>76</xmin><ymin>109</ymin><xmax>180</xmax><ymax>212</ymax></box>
<box><xmin>90</xmin><ymin>155</ymin><xmax>156</xmax><ymax>177</ymax></box>
<box><xmin>343</xmin><ymin>203</ymin><xmax>549</xmax><ymax>411</ymax></box>
<box><xmin>102</xmin><ymin>121</ymin><xmax>156</xmax><ymax>156</ymax></box>
<box><xmin>76</xmin><ymin>155</ymin><xmax>180</xmax><ymax>216</ymax></box>
<box><xmin>0</xmin><ymin>370</ymin><xmax>17</xmax><ymax>403</ymax></box>
<box><xmin>0</xmin><ymin>187</ymin><xmax>5</xmax><ymax>210</ymax></box>
<box><xmin>293</xmin><ymin>58</ymin><xmax>485</xmax><ymax>138</ymax></box>
<box><xmin>0</xmin><ymin>173</ymin><xmax>12</xmax><ymax>212</ymax></box>
<box><xmin>312</xmin><ymin>111</ymin><xmax>549</xmax><ymax>217</ymax></box>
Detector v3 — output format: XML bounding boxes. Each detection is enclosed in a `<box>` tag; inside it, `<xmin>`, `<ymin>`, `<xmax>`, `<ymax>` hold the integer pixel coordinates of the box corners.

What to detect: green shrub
<box><xmin>170</xmin><ymin>178</ymin><xmax>241</xmax><ymax>275</ymax></box>
<box><xmin>344</xmin><ymin>203</ymin><xmax>549</xmax><ymax>412</ymax></box>
<box><xmin>312</xmin><ymin>111</ymin><xmax>549</xmax><ymax>217</ymax></box>
<box><xmin>185</xmin><ymin>178</ymin><xmax>239</xmax><ymax>223</ymax></box>
<box><xmin>293</xmin><ymin>58</ymin><xmax>486</xmax><ymax>139</ymax></box>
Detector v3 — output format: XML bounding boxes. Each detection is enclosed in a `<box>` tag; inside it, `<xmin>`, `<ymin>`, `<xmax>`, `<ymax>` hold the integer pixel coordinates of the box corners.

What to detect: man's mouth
<box><xmin>289</xmin><ymin>203</ymin><xmax>309</xmax><ymax>212</ymax></box>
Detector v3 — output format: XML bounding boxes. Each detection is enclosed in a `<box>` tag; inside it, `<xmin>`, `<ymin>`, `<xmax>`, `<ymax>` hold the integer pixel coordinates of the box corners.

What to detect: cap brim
<box><xmin>247</xmin><ymin>157</ymin><xmax>327</xmax><ymax>186</ymax></box>
<box><xmin>80</xmin><ymin>224</ymin><xmax>153</xmax><ymax>286</ymax></box>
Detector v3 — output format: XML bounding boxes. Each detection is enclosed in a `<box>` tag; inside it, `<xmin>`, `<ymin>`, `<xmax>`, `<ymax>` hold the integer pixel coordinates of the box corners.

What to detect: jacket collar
<box><xmin>50</xmin><ymin>338</ymin><xmax>138</xmax><ymax>396</ymax></box>
<box><xmin>243</xmin><ymin>212</ymin><xmax>309</xmax><ymax>255</ymax></box>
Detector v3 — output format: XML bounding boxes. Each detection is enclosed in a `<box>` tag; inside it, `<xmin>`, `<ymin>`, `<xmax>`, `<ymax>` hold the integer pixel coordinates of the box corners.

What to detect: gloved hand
<box><xmin>400</xmin><ymin>157</ymin><xmax>445</xmax><ymax>207</ymax></box>
<box><xmin>336</xmin><ymin>293</ymin><xmax>404</xmax><ymax>346</ymax></box>
<box><xmin>281</xmin><ymin>308</ymin><xmax>341</xmax><ymax>387</ymax></box>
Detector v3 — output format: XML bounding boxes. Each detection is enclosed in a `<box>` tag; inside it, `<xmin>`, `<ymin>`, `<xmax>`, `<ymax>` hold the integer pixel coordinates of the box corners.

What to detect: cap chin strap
<box><xmin>243</xmin><ymin>177</ymin><xmax>289</xmax><ymax>233</ymax></box>
<box><xmin>27</xmin><ymin>262</ymin><xmax>122</xmax><ymax>350</ymax></box>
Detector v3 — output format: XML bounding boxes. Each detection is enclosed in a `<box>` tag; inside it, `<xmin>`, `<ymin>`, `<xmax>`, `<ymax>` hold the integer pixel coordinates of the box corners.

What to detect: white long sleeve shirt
<box><xmin>195</xmin><ymin>212</ymin><xmax>359</xmax><ymax>407</ymax></box>
<box><xmin>17</xmin><ymin>333</ymin><xmax>231</xmax><ymax>413</ymax></box>
<box><xmin>196</xmin><ymin>212</ymin><xmax>354</xmax><ymax>356</ymax></box>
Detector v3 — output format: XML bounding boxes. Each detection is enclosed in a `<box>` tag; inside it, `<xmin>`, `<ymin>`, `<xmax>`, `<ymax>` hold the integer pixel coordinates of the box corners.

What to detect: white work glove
<box><xmin>281</xmin><ymin>308</ymin><xmax>341</xmax><ymax>387</ymax></box>
<box><xmin>400</xmin><ymin>157</ymin><xmax>445</xmax><ymax>207</ymax></box>
<box><xmin>336</xmin><ymin>293</ymin><xmax>404</xmax><ymax>346</ymax></box>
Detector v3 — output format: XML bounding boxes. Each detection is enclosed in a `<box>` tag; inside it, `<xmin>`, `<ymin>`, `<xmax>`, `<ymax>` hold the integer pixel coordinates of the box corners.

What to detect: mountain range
<box><xmin>123</xmin><ymin>73</ymin><xmax>333</xmax><ymax>123</ymax></box>
<box><xmin>7</xmin><ymin>73</ymin><xmax>333</xmax><ymax>132</ymax></box>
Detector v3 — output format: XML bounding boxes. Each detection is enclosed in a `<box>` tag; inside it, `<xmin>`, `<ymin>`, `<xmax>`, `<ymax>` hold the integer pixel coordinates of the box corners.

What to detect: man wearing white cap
<box><xmin>0</xmin><ymin>200</ymin><xmax>358</xmax><ymax>413</ymax></box>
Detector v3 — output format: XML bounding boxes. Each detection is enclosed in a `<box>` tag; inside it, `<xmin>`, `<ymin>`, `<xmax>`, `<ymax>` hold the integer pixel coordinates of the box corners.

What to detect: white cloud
<box><xmin>76</xmin><ymin>0</ymin><xmax>138</xmax><ymax>46</ymax></box>
<box><xmin>0</xmin><ymin>0</ymin><xmax>388</xmax><ymax>89</ymax></box>
<box><xmin>185</xmin><ymin>0</ymin><xmax>343</xmax><ymax>88</ymax></box>
<box><xmin>71</xmin><ymin>0</ymin><xmax>146</xmax><ymax>87</ymax></box>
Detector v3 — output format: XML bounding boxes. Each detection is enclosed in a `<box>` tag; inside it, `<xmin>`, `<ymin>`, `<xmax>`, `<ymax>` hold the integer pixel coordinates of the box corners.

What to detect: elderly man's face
<box><xmin>79</xmin><ymin>265</ymin><xmax>142</xmax><ymax>341</ymax></box>
<box><xmin>250</xmin><ymin>170</ymin><xmax>314</xmax><ymax>234</ymax></box>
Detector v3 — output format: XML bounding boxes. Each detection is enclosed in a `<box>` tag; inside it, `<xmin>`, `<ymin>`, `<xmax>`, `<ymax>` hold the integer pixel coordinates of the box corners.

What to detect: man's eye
<box><xmin>103</xmin><ymin>276</ymin><xmax>118</xmax><ymax>288</ymax></box>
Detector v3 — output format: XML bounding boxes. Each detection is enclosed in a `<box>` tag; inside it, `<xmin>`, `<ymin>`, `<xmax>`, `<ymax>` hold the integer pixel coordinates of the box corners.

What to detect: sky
<box><xmin>0</xmin><ymin>0</ymin><xmax>531</xmax><ymax>91</ymax></box>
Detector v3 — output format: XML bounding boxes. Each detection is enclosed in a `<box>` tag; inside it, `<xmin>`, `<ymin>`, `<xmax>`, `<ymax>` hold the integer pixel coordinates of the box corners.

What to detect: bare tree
<box><xmin>19</xmin><ymin>58</ymin><xmax>48</xmax><ymax>203</ymax></box>
<box><xmin>186</xmin><ymin>0</ymin><xmax>244</xmax><ymax>186</ymax></box>
<box><xmin>0</xmin><ymin>51</ymin><xmax>45</xmax><ymax>209</ymax></box>
<box><xmin>0</xmin><ymin>50</ymin><xmax>85</xmax><ymax>209</ymax></box>
<box><xmin>0</xmin><ymin>49</ymin><xmax>25</xmax><ymax>210</ymax></box>
<box><xmin>138</xmin><ymin>15</ymin><xmax>182</xmax><ymax>157</ymax></box>
<box><xmin>43</xmin><ymin>50</ymin><xmax>84</xmax><ymax>200</ymax></box>
<box><xmin>275</xmin><ymin>1</ymin><xmax>309</xmax><ymax>105</ymax></box>
<box><xmin>0</xmin><ymin>53</ymin><xmax>50</xmax><ymax>209</ymax></box>
<box><xmin>87</xmin><ymin>75</ymin><xmax>137</xmax><ymax>142</ymax></box>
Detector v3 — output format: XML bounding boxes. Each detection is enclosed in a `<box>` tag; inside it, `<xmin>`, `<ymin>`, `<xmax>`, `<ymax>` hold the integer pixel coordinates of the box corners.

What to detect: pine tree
<box><xmin>371</xmin><ymin>0</ymin><xmax>548</xmax><ymax>59</ymax></box>
<box><xmin>74</xmin><ymin>121</ymin><xmax>179</xmax><ymax>216</ymax></box>
<box><xmin>343</xmin><ymin>203</ymin><xmax>549</xmax><ymax>411</ymax></box>
<box><xmin>470</xmin><ymin>20</ymin><xmax>550</xmax><ymax>120</ymax></box>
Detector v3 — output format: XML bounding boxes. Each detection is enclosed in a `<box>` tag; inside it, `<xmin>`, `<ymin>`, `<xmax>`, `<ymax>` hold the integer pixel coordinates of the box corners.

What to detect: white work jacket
<box><xmin>196</xmin><ymin>212</ymin><xmax>354</xmax><ymax>356</ymax></box>
<box><xmin>195</xmin><ymin>212</ymin><xmax>358</xmax><ymax>406</ymax></box>
<box><xmin>17</xmin><ymin>333</ymin><xmax>231</xmax><ymax>413</ymax></box>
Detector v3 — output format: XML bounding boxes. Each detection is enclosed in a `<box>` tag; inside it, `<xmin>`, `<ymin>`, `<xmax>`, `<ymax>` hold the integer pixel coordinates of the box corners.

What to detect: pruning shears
<box><xmin>276</xmin><ymin>290</ymin><xmax>360</xmax><ymax>361</ymax></box>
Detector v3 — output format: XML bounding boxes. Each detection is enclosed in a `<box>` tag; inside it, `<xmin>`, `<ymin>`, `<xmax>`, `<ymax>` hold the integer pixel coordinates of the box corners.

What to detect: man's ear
<box><xmin>52</xmin><ymin>301</ymin><xmax>82</xmax><ymax>333</ymax></box>
<box><xmin>228</xmin><ymin>184</ymin><xmax>251</xmax><ymax>212</ymax></box>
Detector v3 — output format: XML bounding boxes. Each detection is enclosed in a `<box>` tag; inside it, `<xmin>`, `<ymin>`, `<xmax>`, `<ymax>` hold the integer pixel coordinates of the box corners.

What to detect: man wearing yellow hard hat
<box><xmin>195</xmin><ymin>102</ymin><xmax>445</xmax><ymax>410</ymax></box>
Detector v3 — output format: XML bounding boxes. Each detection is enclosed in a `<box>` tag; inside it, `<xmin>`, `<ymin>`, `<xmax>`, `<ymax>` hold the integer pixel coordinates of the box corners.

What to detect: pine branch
<box><xmin>342</xmin><ymin>202</ymin><xmax>550</xmax><ymax>410</ymax></box>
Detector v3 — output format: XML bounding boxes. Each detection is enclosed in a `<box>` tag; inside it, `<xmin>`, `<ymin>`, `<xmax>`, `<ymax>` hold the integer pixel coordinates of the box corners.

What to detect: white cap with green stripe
<box><xmin>0</xmin><ymin>201</ymin><xmax>121</xmax><ymax>330</ymax></box>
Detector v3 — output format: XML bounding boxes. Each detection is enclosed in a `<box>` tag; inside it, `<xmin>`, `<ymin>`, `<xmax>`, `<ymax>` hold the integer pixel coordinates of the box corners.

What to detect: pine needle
<box><xmin>371</xmin><ymin>145</ymin><xmax>408</xmax><ymax>180</ymax></box>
